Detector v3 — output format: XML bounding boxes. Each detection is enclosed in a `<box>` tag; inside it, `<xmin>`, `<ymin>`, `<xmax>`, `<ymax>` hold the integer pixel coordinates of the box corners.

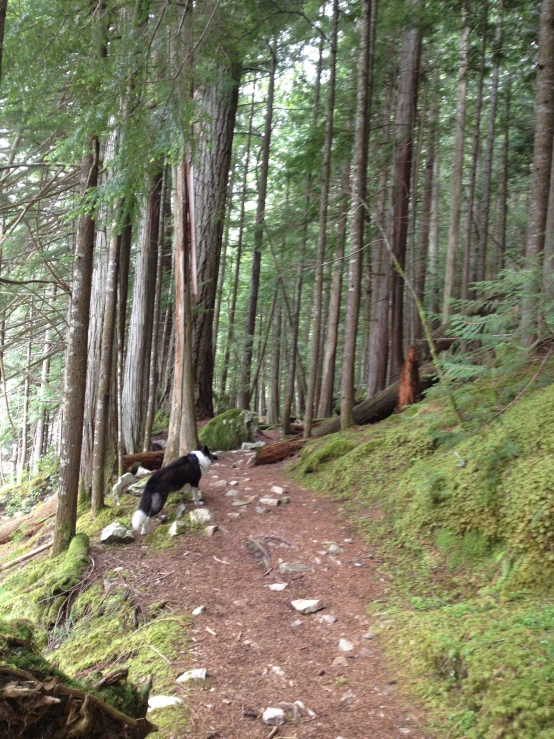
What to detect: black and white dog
<box><xmin>131</xmin><ymin>446</ymin><xmax>216</xmax><ymax>535</ymax></box>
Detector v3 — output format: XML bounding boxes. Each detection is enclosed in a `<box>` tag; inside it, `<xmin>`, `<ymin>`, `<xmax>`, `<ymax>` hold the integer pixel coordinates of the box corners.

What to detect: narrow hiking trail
<box><xmin>102</xmin><ymin>449</ymin><xmax>428</xmax><ymax>739</ymax></box>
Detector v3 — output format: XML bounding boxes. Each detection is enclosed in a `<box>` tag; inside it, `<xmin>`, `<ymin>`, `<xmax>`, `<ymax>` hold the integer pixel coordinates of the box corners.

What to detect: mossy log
<box><xmin>313</xmin><ymin>362</ymin><xmax>437</xmax><ymax>438</ymax></box>
<box><xmin>122</xmin><ymin>451</ymin><xmax>164</xmax><ymax>472</ymax></box>
<box><xmin>253</xmin><ymin>437</ymin><xmax>309</xmax><ymax>465</ymax></box>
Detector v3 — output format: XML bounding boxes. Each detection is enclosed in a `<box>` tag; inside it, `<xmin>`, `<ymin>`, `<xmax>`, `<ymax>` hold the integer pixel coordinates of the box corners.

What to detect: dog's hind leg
<box><xmin>141</xmin><ymin>516</ymin><xmax>150</xmax><ymax>535</ymax></box>
<box><xmin>192</xmin><ymin>487</ymin><xmax>203</xmax><ymax>506</ymax></box>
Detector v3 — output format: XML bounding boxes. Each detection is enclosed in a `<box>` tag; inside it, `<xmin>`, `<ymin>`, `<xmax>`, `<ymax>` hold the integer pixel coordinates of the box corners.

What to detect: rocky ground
<box><xmin>99</xmin><ymin>446</ymin><xmax>430</xmax><ymax>739</ymax></box>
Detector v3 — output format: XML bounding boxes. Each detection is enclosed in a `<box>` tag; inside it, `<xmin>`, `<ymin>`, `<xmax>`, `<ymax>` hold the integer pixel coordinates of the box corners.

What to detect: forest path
<box><xmin>113</xmin><ymin>448</ymin><xmax>428</xmax><ymax>738</ymax></box>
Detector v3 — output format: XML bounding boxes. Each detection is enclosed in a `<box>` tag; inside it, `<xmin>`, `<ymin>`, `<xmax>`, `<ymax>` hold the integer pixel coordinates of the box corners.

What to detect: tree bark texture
<box><xmin>0</xmin><ymin>0</ymin><xmax>7</xmax><ymax>86</ymax></box>
<box><xmin>192</xmin><ymin>62</ymin><xmax>241</xmax><ymax>419</ymax></box>
<box><xmin>304</xmin><ymin>0</ymin><xmax>340</xmax><ymax>438</ymax></box>
<box><xmin>389</xmin><ymin>0</ymin><xmax>422</xmax><ymax>381</ymax></box>
<box><xmin>53</xmin><ymin>139</ymin><xmax>99</xmax><ymax>556</ymax></box>
<box><xmin>239</xmin><ymin>44</ymin><xmax>276</xmax><ymax>410</ymax></box>
<box><xmin>339</xmin><ymin>0</ymin><xmax>376</xmax><ymax>430</ymax></box>
<box><xmin>443</xmin><ymin>10</ymin><xmax>470</xmax><ymax>319</ymax></box>
<box><xmin>122</xmin><ymin>171</ymin><xmax>162</xmax><ymax>453</ymax></box>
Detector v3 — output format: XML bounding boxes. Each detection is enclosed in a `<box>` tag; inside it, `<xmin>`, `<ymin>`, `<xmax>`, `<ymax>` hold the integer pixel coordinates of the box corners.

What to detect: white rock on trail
<box><xmin>262</xmin><ymin>707</ymin><xmax>285</xmax><ymax>726</ymax></box>
<box><xmin>174</xmin><ymin>503</ymin><xmax>187</xmax><ymax>519</ymax></box>
<box><xmin>112</xmin><ymin>473</ymin><xmax>136</xmax><ymax>503</ymax></box>
<box><xmin>255</xmin><ymin>506</ymin><xmax>267</xmax><ymax>515</ymax></box>
<box><xmin>176</xmin><ymin>668</ymin><xmax>207</xmax><ymax>683</ymax></box>
<box><xmin>259</xmin><ymin>497</ymin><xmax>280</xmax><ymax>507</ymax></box>
<box><xmin>363</xmin><ymin>630</ymin><xmax>376</xmax><ymax>640</ymax></box>
<box><xmin>212</xmin><ymin>479</ymin><xmax>227</xmax><ymax>488</ymax></box>
<box><xmin>135</xmin><ymin>466</ymin><xmax>152</xmax><ymax>478</ymax></box>
<box><xmin>192</xmin><ymin>606</ymin><xmax>206</xmax><ymax>616</ymax></box>
<box><xmin>317</xmin><ymin>614</ymin><xmax>337</xmax><ymax>625</ymax></box>
<box><xmin>148</xmin><ymin>695</ymin><xmax>183</xmax><ymax>711</ymax></box>
<box><xmin>169</xmin><ymin>520</ymin><xmax>186</xmax><ymax>537</ymax></box>
<box><xmin>291</xmin><ymin>599</ymin><xmax>325</xmax><ymax>614</ymax></box>
<box><xmin>270</xmin><ymin>485</ymin><xmax>287</xmax><ymax>495</ymax></box>
<box><xmin>101</xmin><ymin>522</ymin><xmax>134</xmax><ymax>544</ymax></box>
<box><xmin>189</xmin><ymin>508</ymin><xmax>213</xmax><ymax>525</ymax></box>
<box><xmin>266</xmin><ymin>583</ymin><xmax>288</xmax><ymax>591</ymax></box>
<box><xmin>205</xmin><ymin>525</ymin><xmax>218</xmax><ymax>536</ymax></box>
<box><xmin>338</xmin><ymin>638</ymin><xmax>355</xmax><ymax>652</ymax></box>
<box><xmin>225</xmin><ymin>489</ymin><xmax>238</xmax><ymax>496</ymax></box>
<box><xmin>279</xmin><ymin>562</ymin><xmax>314</xmax><ymax>574</ymax></box>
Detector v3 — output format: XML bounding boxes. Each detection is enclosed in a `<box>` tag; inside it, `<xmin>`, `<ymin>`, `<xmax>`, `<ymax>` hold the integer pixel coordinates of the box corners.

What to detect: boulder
<box><xmin>262</xmin><ymin>707</ymin><xmax>285</xmax><ymax>726</ymax></box>
<box><xmin>189</xmin><ymin>508</ymin><xmax>214</xmax><ymax>525</ymax></box>
<box><xmin>112</xmin><ymin>473</ymin><xmax>136</xmax><ymax>503</ymax></box>
<box><xmin>176</xmin><ymin>668</ymin><xmax>207</xmax><ymax>683</ymax></box>
<box><xmin>291</xmin><ymin>599</ymin><xmax>325</xmax><ymax>614</ymax></box>
<box><xmin>199</xmin><ymin>409</ymin><xmax>258</xmax><ymax>451</ymax></box>
<box><xmin>100</xmin><ymin>522</ymin><xmax>134</xmax><ymax>544</ymax></box>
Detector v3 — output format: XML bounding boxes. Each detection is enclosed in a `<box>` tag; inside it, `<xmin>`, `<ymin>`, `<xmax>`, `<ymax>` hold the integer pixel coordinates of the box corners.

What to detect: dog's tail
<box><xmin>131</xmin><ymin>490</ymin><xmax>165</xmax><ymax>531</ymax></box>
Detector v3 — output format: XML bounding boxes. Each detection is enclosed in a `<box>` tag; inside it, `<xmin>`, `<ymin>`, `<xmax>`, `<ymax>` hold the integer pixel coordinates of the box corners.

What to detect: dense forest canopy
<box><xmin>0</xmin><ymin>0</ymin><xmax>553</xmax><ymax>553</ymax></box>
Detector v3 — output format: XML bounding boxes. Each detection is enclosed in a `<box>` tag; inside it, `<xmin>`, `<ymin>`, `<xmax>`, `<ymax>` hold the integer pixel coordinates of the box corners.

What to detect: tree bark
<box><xmin>462</xmin><ymin>0</ymin><xmax>488</xmax><ymax>300</ymax></box>
<box><xmin>90</xmin><ymin>210</ymin><xmax>122</xmax><ymax>514</ymax></box>
<box><xmin>220</xmin><ymin>82</ymin><xmax>257</xmax><ymax>400</ymax></box>
<box><xmin>116</xmin><ymin>216</ymin><xmax>132</xmax><ymax>478</ymax></box>
<box><xmin>389</xmin><ymin>0</ymin><xmax>422</xmax><ymax>381</ymax></box>
<box><xmin>53</xmin><ymin>139</ymin><xmax>99</xmax><ymax>556</ymax></box>
<box><xmin>143</xmin><ymin>168</ymin><xmax>167</xmax><ymax>451</ymax></box>
<box><xmin>0</xmin><ymin>0</ymin><xmax>7</xmax><ymax>86</ymax></box>
<box><xmin>366</xmin><ymin>76</ymin><xmax>393</xmax><ymax>397</ymax></box>
<box><xmin>266</xmin><ymin>305</ymin><xmax>281</xmax><ymax>425</ymax></box>
<box><xmin>318</xmin><ymin>157</ymin><xmax>350</xmax><ymax>418</ymax></box>
<box><xmin>498</xmin><ymin>86</ymin><xmax>511</xmax><ymax>274</ymax></box>
<box><xmin>476</xmin><ymin>0</ymin><xmax>503</xmax><ymax>284</ymax></box>
<box><xmin>522</xmin><ymin>0</ymin><xmax>554</xmax><ymax>343</ymax></box>
<box><xmin>239</xmin><ymin>42</ymin><xmax>276</xmax><ymax>410</ymax></box>
<box><xmin>192</xmin><ymin>62</ymin><xmax>241</xmax><ymax>419</ymax></box>
<box><xmin>443</xmin><ymin>8</ymin><xmax>470</xmax><ymax>319</ymax></box>
<box><xmin>34</xmin><ymin>287</ymin><xmax>55</xmax><ymax>469</ymax></box>
<box><xmin>304</xmin><ymin>0</ymin><xmax>340</xmax><ymax>438</ymax></box>
<box><xmin>122</xmin><ymin>171</ymin><xmax>162</xmax><ymax>453</ymax></box>
<box><xmin>339</xmin><ymin>0</ymin><xmax>376</xmax><ymax>429</ymax></box>
<box><xmin>165</xmin><ymin>160</ymin><xmax>198</xmax><ymax>462</ymax></box>
<box><xmin>17</xmin><ymin>305</ymin><xmax>32</xmax><ymax>484</ymax></box>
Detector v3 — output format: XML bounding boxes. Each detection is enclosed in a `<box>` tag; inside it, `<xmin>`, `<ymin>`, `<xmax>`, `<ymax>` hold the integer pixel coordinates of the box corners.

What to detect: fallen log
<box><xmin>0</xmin><ymin>495</ymin><xmax>57</xmax><ymax>546</ymax></box>
<box><xmin>253</xmin><ymin>437</ymin><xmax>308</xmax><ymax>465</ymax></box>
<box><xmin>313</xmin><ymin>362</ymin><xmax>437</xmax><ymax>438</ymax></box>
<box><xmin>0</xmin><ymin>541</ymin><xmax>52</xmax><ymax>571</ymax></box>
<box><xmin>122</xmin><ymin>451</ymin><xmax>164</xmax><ymax>472</ymax></box>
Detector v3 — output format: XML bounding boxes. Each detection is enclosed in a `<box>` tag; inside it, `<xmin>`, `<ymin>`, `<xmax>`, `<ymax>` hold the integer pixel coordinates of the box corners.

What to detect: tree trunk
<box><xmin>389</xmin><ymin>0</ymin><xmax>422</xmax><ymax>381</ymax></box>
<box><xmin>428</xmin><ymin>154</ymin><xmax>440</xmax><ymax>318</ymax></box>
<box><xmin>166</xmin><ymin>160</ymin><xmax>198</xmax><ymax>462</ymax></box>
<box><xmin>17</xmin><ymin>305</ymin><xmax>32</xmax><ymax>484</ymax></box>
<box><xmin>304</xmin><ymin>0</ymin><xmax>340</xmax><ymax>438</ymax></box>
<box><xmin>143</xmin><ymin>169</ymin><xmax>167</xmax><ymax>451</ymax></box>
<box><xmin>91</xmin><ymin>212</ymin><xmax>122</xmax><ymax>514</ymax></box>
<box><xmin>462</xmin><ymin>0</ymin><xmax>488</xmax><ymax>300</ymax></box>
<box><xmin>116</xmin><ymin>216</ymin><xmax>132</xmax><ymax>478</ymax></box>
<box><xmin>544</xmin><ymin>129</ymin><xmax>554</xmax><ymax>294</ymax></box>
<box><xmin>122</xmin><ymin>172</ymin><xmax>162</xmax><ymax>453</ymax></box>
<box><xmin>339</xmin><ymin>0</ymin><xmax>376</xmax><ymax>430</ymax></box>
<box><xmin>239</xmin><ymin>42</ymin><xmax>276</xmax><ymax>410</ymax></box>
<box><xmin>522</xmin><ymin>0</ymin><xmax>554</xmax><ymax>343</ymax></box>
<box><xmin>318</xmin><ymin>157</ymin><xmax>350</xmax><ymax>418</ymax></box>
<box><xmin>442</xmin><ymin>8</ymin><xmax>470</xmax><ymax>319</ymax></box>
<box><xmin>53</xmin><ymin>139</ymin><xmax>99</xmax><ymax>556</ymax></box>
<box><xmin>192</xmin><ymin>62</ymin><xmax>241</xmax><ymax>419</ymax></box>
<box><xmin>498</xmin><ymin>86</ymin><xmax>511</xmax><ymax>274</ymax></box>
<box><xmin>476</xmin><ymin>0</ymin><xmax>503</xmax><ymax>283</ymax></box>
<box><xmin>414</xmin><ymin>100</ymin><xmax>438</xmax><ymax>340</ymax></box>
<box><xmin>0</xmin><ymin>0</ymin><xmax>7</xmax><ymax>86</ymax></box>
<box><xmin>220</xmin><ymin>82</ymin><xmax>257</xmax><ymax>401</ymax></box>
<box><xmin>266</xmin><ymin>305</ymin><xmax>281</xmax><ymax>425</ymax></box>
<box><xmin>366</xmin><ymin>76</ymin><xmax>393</xmax><ymax>397</ymax></box>
<box><xmin>34</xmin><ymin>287</ymin><xmax>55</xmax><ymax>469</ymax></box>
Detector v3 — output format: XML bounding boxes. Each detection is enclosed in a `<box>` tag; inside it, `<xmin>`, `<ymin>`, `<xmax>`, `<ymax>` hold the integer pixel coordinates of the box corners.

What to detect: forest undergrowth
<box><xmin>292</xmin><ymin>354</ymin><xmax>554</xmax><ymax>739</ymax></box>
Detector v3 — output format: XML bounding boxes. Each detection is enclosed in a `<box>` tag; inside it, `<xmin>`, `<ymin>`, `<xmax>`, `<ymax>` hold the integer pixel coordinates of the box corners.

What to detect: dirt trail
<box><xmin>107</xmin><ymin>449</ymin><xmax>428</xmax><ymax>739</ymax></box>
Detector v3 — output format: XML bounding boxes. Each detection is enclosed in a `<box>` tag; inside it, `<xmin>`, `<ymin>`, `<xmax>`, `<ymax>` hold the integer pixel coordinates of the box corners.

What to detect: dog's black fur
<box><xmin>132</xmin><ymin>445</ymin><xmax>216</xmax><ymax>532</ymax></box>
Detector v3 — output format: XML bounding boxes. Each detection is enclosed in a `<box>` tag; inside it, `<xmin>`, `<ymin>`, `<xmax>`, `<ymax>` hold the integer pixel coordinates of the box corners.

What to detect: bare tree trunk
<box><xmin>476</xmin><ymin>0</ymin><xmax>503</xmax><ymax>283</ymax></box>
<box><xmin>17</xmin><ymin>305</ymin><xmax>33</xmax><ymax>484</ymax></box>
<box><xmin>116</xmin><ymin>216</ymin><xmax>132</xmax><ymax>478</ymax></box>
<box><xmin>220</xmin><ymin>82</ymin><xmax>257</xmax><ymax>400</ymax></box>
<box><xmin>0</xmin><ymin>0</ymin><xmax>7</xmax><ymax>86</ymax></box>
<box><xmin>239</xmin><ymin>42</ymin><xmax>276</xmax><ymax>410</ymax></box>
<box><xmin>339</xmin><ymin>0</ymin><xmax>377</xmax><ymax>429</ymax></box>
<box><xmin>498</xmin><ymin>86</ymin><xmax>511</xmax><ymax>273</ymax></box>
<box><xmin>91</xmin><ymin>212</ymin><xmax>122</xmax><ymax>514</ymax></box>
<box><xmin>53</xmin><ymin>139</ymin><xmax>99</xmax><ymax>556</ymax></box>
<box><xmin>414</xmin><ymin>100</ymin><xmax>438</xmax><ymax>340</ymax></box>
<box><xmin>318</xmin><ymin>156</ymin><xmax>350</xmax><ymax>417</ymax></box>
<box><xmin>428</xmin><ymin>154</ymin><xmax>440</xmax><ymax>318</ymax></box>
<box><xmin>443</xmin><ymin>8</ymin><xmax>470</xmax><ymax>319</ymax></box>
<box><xmin>166</xmin><ymin>160</ymin><xmax>198</xmax><ymax>462</ymax></box>
<box><xmin>34</xmin><ymin>287</ymin><xmax>55</xmax><ymax>469</ymax></box>
<box><xmin>193</xmin><ymin>62</ymin><xmax>241</xmax><ymax>419</ymax></box>
<box><xmin>122</xmin><ymin>172</ymin><xmax>162</xmax><ymax>452</ymax></box>
<box><xmin>462</xmin><ymin>0</ymin><xmax>488</xmax><ymax>299</ymax></box>
<box><xmin>522</xmin><ymin>0</ymin><xmax>554</xmax><ymax>343</ymax></box>
<box><xmin>389</xmin><ymin>0</ymin><xmax>422</xmax><ymax>382</ymax></box>
<box><xmin>266</xmin><ymin>305</ymin><xmax>281</xmax><ymax>425</ymax></box>
<box><xmin>143</xmin><ymin>169</ymin><xmax>167</xmax><ymax>451</ymax></box>
<box><xmin>304</xmin><ymin>0</ymin><xmax>340</xmax><ymax>437</ymax></box>
<box><xmin>544</xmin><ymin>129</ymin><xmax>554</xmax><ymax>294</ymax></box>
<box><xmin>366</xmin><ymin>76</ymin><xmax>393</xmax><ymax>397</ymax></box>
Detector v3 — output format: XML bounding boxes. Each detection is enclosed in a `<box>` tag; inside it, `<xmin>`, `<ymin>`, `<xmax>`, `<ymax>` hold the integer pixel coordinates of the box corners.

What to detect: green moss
<box><xmin>292</xmin><ymin>364</ymin><xmax>554</xmax><ymax>737</ymax></box>
<box><xmin>198</xmin><ymin>408</ymin><xmax>257</xmax><ymax>451</ymax></box>
<box><xmin>0</xmin><ymin>457</ymin><xmax>59</xmax><ymax>516</ymax></box>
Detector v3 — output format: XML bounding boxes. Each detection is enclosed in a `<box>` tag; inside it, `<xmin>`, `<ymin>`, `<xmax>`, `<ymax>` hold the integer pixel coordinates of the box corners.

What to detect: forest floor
<box><xmin>96</xmin><ymin>440</ymin><xmax>429</xmax><ymax>739</ymax></box>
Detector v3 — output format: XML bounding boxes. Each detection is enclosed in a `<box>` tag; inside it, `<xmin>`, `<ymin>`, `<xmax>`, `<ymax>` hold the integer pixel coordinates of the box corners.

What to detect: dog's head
<box><xmin>202</xmin><ymin>445</ymin><xmax>217</xmax><ymax>463</ymax></box>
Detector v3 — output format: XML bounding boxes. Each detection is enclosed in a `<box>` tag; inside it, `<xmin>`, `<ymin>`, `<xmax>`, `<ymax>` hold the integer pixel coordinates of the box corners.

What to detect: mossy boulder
<box><xmin>199</xmin><ymin>408</ymin><xmax>258</xmax><ymax>451</ymax></box>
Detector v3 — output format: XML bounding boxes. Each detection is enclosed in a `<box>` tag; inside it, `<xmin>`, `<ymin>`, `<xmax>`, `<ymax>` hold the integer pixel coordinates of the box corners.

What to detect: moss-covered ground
<box><xmin>0</xmin><ymin>489</ymin><xmax>191</xmax><ymax>735</ymax></box>
<box><xmin>291</xmin><ymin>358</ymin><xmax>554</xmax><ymax>739</ymax></box>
